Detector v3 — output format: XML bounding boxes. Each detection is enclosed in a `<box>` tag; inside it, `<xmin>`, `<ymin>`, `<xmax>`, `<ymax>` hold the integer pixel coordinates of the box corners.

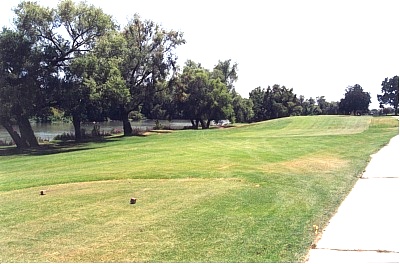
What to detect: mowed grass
<box><xmin>0</xmin><ymin>116</ymin><xmax>398</xmax><ymax>262</ymax></box>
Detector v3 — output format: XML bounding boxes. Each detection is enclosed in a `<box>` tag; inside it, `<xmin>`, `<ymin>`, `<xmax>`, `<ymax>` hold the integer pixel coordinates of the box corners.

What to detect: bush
<box><xmin>53</xmin><ymin>133</ymin><xmax>76</xmax><ymax>141</ymax></box>
<box><xmin>153</xmin><ymin>120</ymin><xmax>163</xmax><ymax>130</ymax></box>
<box><xmin>110</xmin><ymin>128</ymin><xmax>123</xmax><ymax>135</ymax></box>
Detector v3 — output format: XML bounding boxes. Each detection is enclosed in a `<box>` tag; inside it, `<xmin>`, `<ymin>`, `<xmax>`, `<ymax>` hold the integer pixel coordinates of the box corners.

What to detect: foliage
<box><xmin>53</xmin><ymin>127</ymin><xmax>113</xmax><ymax>141</ymax></box>
<box><xmin>299</xmin><ymin>96</ymin><xmax>320</xmax><ymax>115</ymax></box>
<box><xmin>316</xmin><ymin>96</ymin><xmax>339</xmax><ymax>115</ymax></box>
<box><xmin>0</xmin><ymin>28</ymin><xmax>48</xmax><ymax>148</ymax></box>
<box><xmin>116</xmin><ymin>14</ymin><xmax>185</xmax><ymax>135</ymax></box>
<box><xmin>231</xmin><ymin>90</ymin><xmax>254</xmax><ymax>123</ymax></box>
<box><xmin>0</xmin><ymin>0</ymin><xmax>394</xmax><ymax>148</ymax></box>
<box><xmin>249</xmin><ymin>85</ymin><xmax>300</xmax><ymax>121</ymax></box>
<box><xmin>377</xmin><ymin>75</ymin><xmax>399</xmax><ymax>115</ymax></box>
<box><xmin>69</xmin><ymin>31</ymin><xmax>130</xmax><ymax>124</ymax></box>
<box><xmin>339</xmin><ymin>84</ymin><xmax>371</xmax><ymax>115</ymax></box>
<box><xmin>211</xmin><ymin>60</ymin><xmax>253</xmax><ymax>123</ymax></box>
<box><xmin>6</xmin><ymin>0</ymin><xmax>117</xmax><ymax>142</ymax></box>
<box><xmin>13</xmin><ymin>0</ymin><xmax>116</xmax><ymax>66</ymax></box>
<box><xmin>213</xmin><ymin>59</ymin><xmax>238</xmax><ymax>92</ymax></box>
<box><xmin>1</xmin><ymin>1</ymin><xmax>185</xmax><ymax>142</ymax></box>
<box><xmin>175</xmin><ymin>61</ymin><xmax>233</xmax><ymax>128</ymax></box>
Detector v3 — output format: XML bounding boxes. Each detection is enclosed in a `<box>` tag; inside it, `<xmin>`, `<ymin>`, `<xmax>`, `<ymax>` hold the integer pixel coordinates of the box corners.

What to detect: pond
<box><xmin>0</xmin><ymin>120</ymin><xmax>192</xmax><ymax>144</ymax></box>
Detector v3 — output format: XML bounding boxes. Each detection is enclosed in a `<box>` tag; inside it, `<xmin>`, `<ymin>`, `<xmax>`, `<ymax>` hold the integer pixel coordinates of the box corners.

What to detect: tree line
<box><xmin>0</xmin><ymin>1</ymin><xmax>398</xmax><ymax>148</ymax></box>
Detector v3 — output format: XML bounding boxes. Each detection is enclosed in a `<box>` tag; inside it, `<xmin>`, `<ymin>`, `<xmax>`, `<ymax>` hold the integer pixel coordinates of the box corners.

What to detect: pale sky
<box><xmin>1</xmin><ymin>0</ymin><xmax>399</xmax><ymax>109</ymax></box>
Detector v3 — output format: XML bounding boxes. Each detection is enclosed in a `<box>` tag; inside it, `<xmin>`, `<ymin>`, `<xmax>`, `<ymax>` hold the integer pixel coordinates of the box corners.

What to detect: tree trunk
<box><xmin>190</xmin><ymin>119</ymin><xmax>199</xmax><ymax>129</ymax></box>
<box><xmin>1</xmin><ymin>120</ymin><xmax>29</xmax><ymax>148</ymax></box>
<box><xmin>199</xmin><ymin>119</ymin><xmax>207</xmax><ymax>129</ymax></box>
<box><xmin>206</xmin><ymin>119</ymin><xmax>212</xmax><ymax>129</ymax></box>
<box><xmin>122</xmin><ymin>112</ymin><xmax>133</xmax><ymax>136</ymax></box>
<box><xmin>16</xmin><ymin>115</ymin><xmax>39</xmax><ymax>147</ymax></box>
<box><xmin>72</xmin><ymin>114</ymin><xmax>82</xmax><ymax>141</ymax></box>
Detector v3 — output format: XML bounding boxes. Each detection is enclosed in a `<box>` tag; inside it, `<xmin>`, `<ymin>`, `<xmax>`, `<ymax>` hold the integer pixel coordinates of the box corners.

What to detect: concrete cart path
<box><xmin>306</xmin><ymin>133</ymin><xmax>400</xmax><ymax>263</ymax></box>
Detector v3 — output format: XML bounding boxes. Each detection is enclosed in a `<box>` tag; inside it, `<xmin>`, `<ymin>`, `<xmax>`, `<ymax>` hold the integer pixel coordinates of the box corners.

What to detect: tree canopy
<box><xmin>339</xmin><ymin>84</ymin><xmax>371</xmax><ymax>115</ymax></box>
<box><xmin>0</xmin><ymin>28</ymin><xmax>43</xmax><ymax>147</ymax></box>
<box><xmin>377</xmin><ymin>75</ymin><xmax>399</xmax><ymax>115</ymax></box>
<box><xmin>0</xmin><ymin>0</ymin><xmax>117</xmax><ymax>145</ymax></box>
<box><xmin>175</xmin><ymin>61</ymin><xmax>233</xmax><ymax>129</ymax></box>
<box><xmin>249</xmin><ymin>85</ymin><xmax>301</xmax><ymax>121</ymax></box>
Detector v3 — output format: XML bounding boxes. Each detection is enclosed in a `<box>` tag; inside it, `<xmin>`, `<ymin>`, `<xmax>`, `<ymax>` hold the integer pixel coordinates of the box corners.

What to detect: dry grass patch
<box><xmin>261</xmin><ymin>153</ymin><xmax>349</xmax><ymax>174</ymax></box>
<box><xmin>0</xmin><ymin>178</ymin><xmax>248</xmax><ymax>262</ymax></box>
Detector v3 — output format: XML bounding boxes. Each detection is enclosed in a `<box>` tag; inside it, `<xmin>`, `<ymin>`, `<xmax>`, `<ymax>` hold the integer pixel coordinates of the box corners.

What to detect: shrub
<box><xmin>110</xmin><ymin>128</ymin><xmax>123</xmax><ymax>135</ymax></box>
<box><xmin>53</xmin><ymin>133</ymin><xmax>76</xmax><ymax>141</ymax></box>
<box><xmin>153</xmin><ymin>120</ymin><xmax>163</xmax><ymax>130</ymax></box>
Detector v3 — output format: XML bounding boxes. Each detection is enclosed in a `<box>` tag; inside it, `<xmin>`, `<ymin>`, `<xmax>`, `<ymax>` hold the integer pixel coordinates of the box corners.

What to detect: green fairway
<box><xmin>0</xmin><ymin>116</ymin><xmax>398</xmax><ymax>262</ymax></box>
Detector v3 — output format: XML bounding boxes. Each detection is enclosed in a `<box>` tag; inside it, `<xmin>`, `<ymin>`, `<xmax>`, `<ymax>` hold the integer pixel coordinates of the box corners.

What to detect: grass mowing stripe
<box><xmin>0</xmin><ymin>116</ymin><xmax>398</xmax><ymax>262</ymax></box>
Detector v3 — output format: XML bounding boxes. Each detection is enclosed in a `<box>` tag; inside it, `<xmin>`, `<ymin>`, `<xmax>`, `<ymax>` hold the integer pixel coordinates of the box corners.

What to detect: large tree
<box><xmin>176</xmin><ymin>61</ymin><xmax>233</xmax><ymax>129</ymax></box>
<box><xmin>12</xmin><ymin>0</ymin><xmax>116</xmax><ymax>141</ymax></box>
<box><xmin>377</xmin><ymin>75</ymin><xmax>399</xmax><ymax>115</ymax></box>
<box><xmin>339</xmin><ymin>84</ymin><xmax>371</xmax><ymax>115</ymax></box>
<box><xmin>13</xmin><ymin>0</ymin><xmax>116</xmax><ymax>67</ymax></box>
<box><xmin>0</xmin><ymin>28</ymin><xmax>48</xmax><ymax>148</ymax></box>
<box><xmin>69</xmin><ymin>31</ymin><xmax>130</xmax><ymax>134</ymax></box>
<box><xmin>249</xmin><ymin>85</ymin><xmax>300</xmax><ymax>121</ymax></box>
<box><xmin>213</xmin><ymin>59</ymin><xmax>250</xmax><ymax>123</ymax></box>
<box><xmin>115</xmin><ymin>14</ymin><xmax>185</xmax><ymax>135</ymax></box>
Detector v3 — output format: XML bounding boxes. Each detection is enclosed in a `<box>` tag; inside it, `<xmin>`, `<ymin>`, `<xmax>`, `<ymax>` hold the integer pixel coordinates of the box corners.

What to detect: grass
<box><xmin>0</xmin><ymin>115</ymin><xmax>398</xmax><ymax>262</ymax></box>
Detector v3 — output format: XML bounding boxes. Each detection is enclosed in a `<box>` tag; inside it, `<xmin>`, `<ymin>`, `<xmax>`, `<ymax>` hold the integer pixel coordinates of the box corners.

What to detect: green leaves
<box><xmin>176</xmin><ymin>61</ymin><xmax>234</xmax><ymax>127</ymax></box>
<box><xmin>377</xmin><ymin>75</ymin><xmax>399</xmax><ymax>114</ymax></box>
<box><xmin>339</xmin><ymin>84</ymin><xmax>371</xmax><ymax>114</ymax></box>
<box><xmin>13</xmin><ymin>1</ymin><xmax>55</xmax><ymax>39</ymax></box>
<box><xmin>13</xmin><ymin>0</ymin><xmax>116</xmax><ymax>66</ymax></box>
<box><xmin>249</xmin><ymin>85</ymin><xmax>300</xmax><ymax>121</ymax></box>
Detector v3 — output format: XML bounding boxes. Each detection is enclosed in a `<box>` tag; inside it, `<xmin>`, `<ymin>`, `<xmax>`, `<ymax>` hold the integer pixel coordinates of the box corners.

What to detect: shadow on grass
<box><xmin>0</xmin><ymin>136</ymin><xmax>125</xmax><ymax>157</ymax></box>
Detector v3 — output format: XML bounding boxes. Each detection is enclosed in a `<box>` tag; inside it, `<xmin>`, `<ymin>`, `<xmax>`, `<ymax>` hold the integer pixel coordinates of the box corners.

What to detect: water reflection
<box><xmin>0</xmin><ymin>120</ymin><xmax>192</xmax><ymax>143</ymax></box>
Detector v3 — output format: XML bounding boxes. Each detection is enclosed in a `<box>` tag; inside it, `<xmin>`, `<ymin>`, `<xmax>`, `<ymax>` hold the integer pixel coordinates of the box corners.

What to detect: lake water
<box><xmin>0</xmin><ymin>120</ymin><xmax>192</xmax><ymax>143</ymax></box>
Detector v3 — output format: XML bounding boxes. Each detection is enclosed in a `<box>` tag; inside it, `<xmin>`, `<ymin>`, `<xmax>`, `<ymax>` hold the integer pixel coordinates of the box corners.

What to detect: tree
<box><xmin>300</xmin><ymin>96</ymin><xmax>320</xmax><ymax>116</ymax></box>
<box><xmin>117</xmin><ymin>14</ymin><xmax>185</xmax><ymax>135</ymax></box>
<box><xmin>13</xmin><ymin>0</ymin><xmax>116</xmax><ymax>67</ymax></box>
<box><xmin>316</xmin><ymin>96</ymin><xmax>328</xmax><ymax>114</ymax></box>
<box><xmin>325</xmin><ymin>101</ymin><xmax>339</xmax><ymax>115</ymax></box>
<box><xmin>0</xmin><ymin>28</ymin><xmax>46</xmax><ymax>148</ymax></box>
<box><xmin>339</xmin><ymin>84</ymin><xmax>371</xmax><ymax>115</ymax></box>
<box><xmin>268</xmin><ymin>85</ymin><xmax>299</xmax><ymax>119</ymax></box>
<box><xmin>213</xmin><ymin>59</ymin><xmax>238</xmax><ymax>92</ymax></box>
<box><xmin>249</xmin><ymin>85</ymin><xmax>300</xmax><ymax>121</ymax></box>
<box><xmin>69</xmin><ymin>31</ymin><xmax>130</xmax><ymax>129</ymax></box>
<box><xmin>377</xmin><ymin>76</ymin><xmax>399</xmax><ymax>115</ymax></box>
<box><xmin>12</xmin><ymin>0</ymin><xmax>116</xmax><ymax>141</ymax></box>
<box><xmin>176</xmin><ymin>61</ymin><xmax>233</xmax><ymax>128</ymax></box>
<box><xmin>231</xmin><ymin>90</ymin><xmax>254</xmax><ymax>123</ymax></box>
<box><xmin>213</xmin><ymin>59</ymin><xmax>246</xmax><ymax>122</ymax></box>
<box><xmin>249</xmin><ymin>87</ymin><xmax>266</xmax><ymax>122</ymax></box>
<box><xmin>316</xmin><ymin>96</ymin><xmax>341</xmax><ymax>115</ymax></box>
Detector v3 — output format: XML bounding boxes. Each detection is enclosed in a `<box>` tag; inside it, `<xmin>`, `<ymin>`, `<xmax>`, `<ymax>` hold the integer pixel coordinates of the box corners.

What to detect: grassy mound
<box><xmin>0</xmin><ymin>116</ymin><xmax>398</xmax><ymax>262</ymax></box>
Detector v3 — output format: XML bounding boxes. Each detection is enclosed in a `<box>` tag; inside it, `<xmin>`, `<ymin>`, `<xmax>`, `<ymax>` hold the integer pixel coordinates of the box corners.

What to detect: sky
<box><xmin>1</xmin><ymin>0</ymin><xmax>399</xmax><ymax>109</ymax></box>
